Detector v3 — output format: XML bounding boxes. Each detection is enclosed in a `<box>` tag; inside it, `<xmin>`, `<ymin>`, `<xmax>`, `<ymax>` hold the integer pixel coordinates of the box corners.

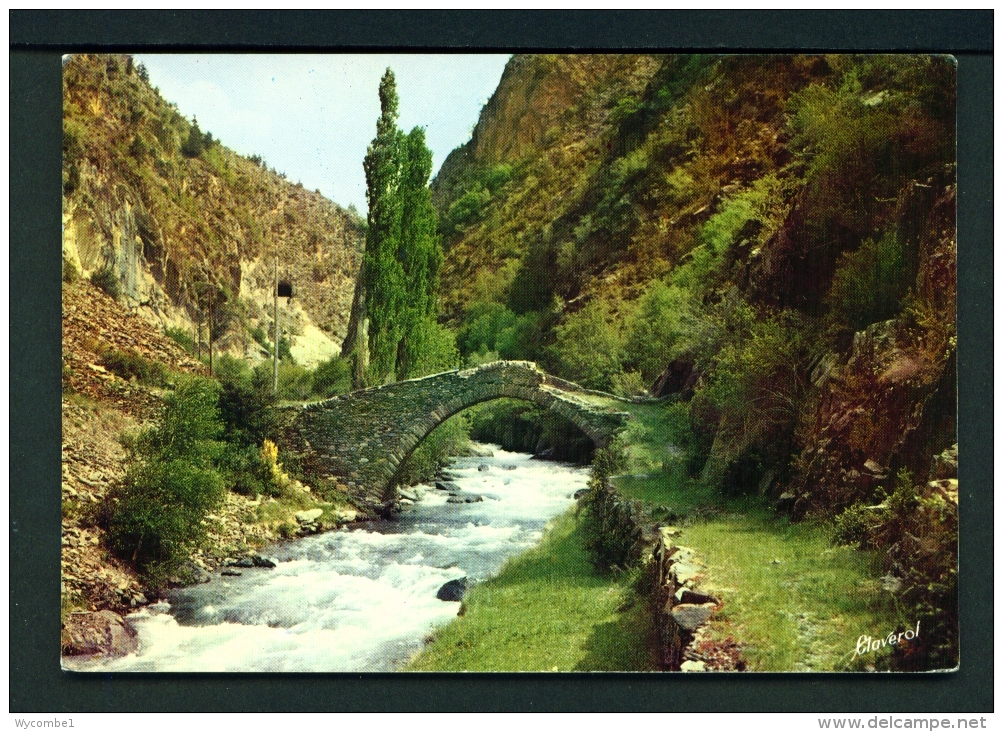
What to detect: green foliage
<box><xmin>551</xmin><ymin>300</ymin><xmax>624</xmax><ymax>391</ymax></box>
<box><xmin>90</xmin><ymin>265</ymin><xmax>121</xmax><ymax>300</ymax></box>
<box><xmin>277</xmin><ymin>361</ymin><xmax>314</xmax><ymax>401</ymax></box>
<box><xmin>457</xmin><ymin>301</ymin><xmax>517</xmax><ymax>357</ymax></box>
<box><xmin>579</xmin><ymin>444</ymin><xmax>642</xmax><ymax>572</ymax></box>
<box><xmin>311</xmin><ymin>355</ymin><xmax>352</xmax><ymax>398</ymax></box>
<box><xmin>181</xmin><ymin>116</ymin><xmax>208</xmax><ymax>158</ymax></box>
<box><xmin>216</xmin><ymin>359</ymin><xmax>277</xmax><ymax>448</ymax></box>
<box><xmin>165</xmin><ymin>326</ymin><xmax>195</xmax><ymax>354</ymax></box>
<box><xmin>446</xmin><ymin>185</ymin><xmax>491</xmax><ymax>232</ymax></box>
<box><xmin>106</xmin><ymin>376</ymin><xmax>225</xmax><ymax>582</ymax></box>
<box><xmin>101</xmin><ymin>348</ymin><xmax>168</xmax><ymax>386</ymax></box>
<box><xmin>398</xmin><ymin>317</ymin><xmax>459</xmax><ymax>379</ymax></box>
<box><xmin>828</xmin><ymin>232</ymin><xmax>909</xmax><ymax>330</ymax></box>
<box><xmin>624</xmin><ymin>281</ymin><xmax>698</xmax><ymax>381</ymax></box>
<box><xmin>395</xmin><ymin>413</ymin><xmax>470</xmax><ymax>489</ymax></box>
<box><xmin>831</xmin><ymin>469</ymin><xmax>958</xmax><ymax>670</ymax></box>
<box><xmin>358</xmin><ymin>69</ymin><xmax>445</xmax><ymax>386</ymax></box>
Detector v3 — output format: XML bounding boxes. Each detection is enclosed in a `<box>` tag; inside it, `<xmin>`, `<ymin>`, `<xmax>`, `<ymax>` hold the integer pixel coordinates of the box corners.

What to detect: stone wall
<box><xmin>651</xmin><ymin>526</ymin><xmax>721</xmax><ymax>671</ymax></box>
<box><xmin>275</xmin><ymin>361</ymin><xmax>630</xmax><ymax>510</ymax></box>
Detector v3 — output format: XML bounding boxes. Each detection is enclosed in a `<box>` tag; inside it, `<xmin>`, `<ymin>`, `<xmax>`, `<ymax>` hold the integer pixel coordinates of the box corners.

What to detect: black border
<box><xmin>10</xmin><ymin>10</ymin><xmax>993</xmax><ymax>713</ymax></box>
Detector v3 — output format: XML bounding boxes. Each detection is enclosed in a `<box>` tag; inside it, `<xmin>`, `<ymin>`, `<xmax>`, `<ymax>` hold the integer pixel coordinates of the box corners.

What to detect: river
<box><xmin>64</xmin><ymin>444</ymin><xmax>589</xmax><ymax>672</ymax></box>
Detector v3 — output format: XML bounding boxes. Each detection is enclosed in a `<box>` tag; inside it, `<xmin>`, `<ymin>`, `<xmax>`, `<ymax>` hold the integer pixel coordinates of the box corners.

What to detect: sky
<box><xmin>134</xmin><ymin>54</ymin><xmax>511</xmax><ymax>213</ymax></box>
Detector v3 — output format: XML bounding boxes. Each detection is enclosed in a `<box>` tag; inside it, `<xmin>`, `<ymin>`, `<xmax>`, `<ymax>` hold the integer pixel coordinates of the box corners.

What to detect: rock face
<box><xmin>62</xmin><ymin>610</ymin><xmax>138</xmax><ymax>658</ymax></box>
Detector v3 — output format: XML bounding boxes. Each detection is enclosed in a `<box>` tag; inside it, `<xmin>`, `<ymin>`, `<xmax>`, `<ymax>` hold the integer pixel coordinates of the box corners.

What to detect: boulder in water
<box><xmin>447</xmin><ymin>495</ymin><xmax>483</xmax><ymax>504</ymax></box>
<box><xmin>573</xmin><ymin>488</ymin><xmax>589</xmax><ymax>500</ymax></box>
<box><xmin>435</xmin><ymin>481</ymin><xmax>461</xmax><ymax>492</ymax></box>
<box><xmin>477</xmin><ymin>464</ymin><xmax>490</xmax><ymax>472</ymax></box>
<box><xmin>436</xmin><ymin>577</ymin><xmax>469</xmax><ymax>602</ymax></box>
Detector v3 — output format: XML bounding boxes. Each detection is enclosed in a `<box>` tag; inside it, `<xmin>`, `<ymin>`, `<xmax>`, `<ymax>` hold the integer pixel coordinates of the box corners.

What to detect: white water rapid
<box><xmin>65</xmin><ymin>445</ymin><xmax>589</xmax><ymax>672</ymax></box>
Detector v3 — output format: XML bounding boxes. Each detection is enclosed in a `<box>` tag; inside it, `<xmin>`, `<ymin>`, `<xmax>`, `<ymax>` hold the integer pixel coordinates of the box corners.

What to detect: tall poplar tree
<box><xmin>396</xmin><ymin>126</ymin><xmax>444</xmax><ymax>378</ymax></box>
<box><xmin>361</xmin><ymin>69</ymin><xmax>406</xmax><ymax>384</ymax></box>
<box><xmin>351</xmin><ymin>68</ymin><xmax>445</xmax><ymax>386</ymax></box>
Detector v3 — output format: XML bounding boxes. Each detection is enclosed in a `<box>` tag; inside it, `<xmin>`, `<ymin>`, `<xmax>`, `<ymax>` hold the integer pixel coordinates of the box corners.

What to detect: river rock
<box><xmin>680</xmin><ymin>660</ymin><xmax>707</xmax><ymax>672</ymax></box>
<box><xmin>573</xmin><ymin>488</ymin><xmax>589</xmax><ymax>500</ymax></box>
<box><xmin>447</xmin><ymin>495</ymin><xmax>483</xmax><ymax>504</ymax></box>
<box><xmin>231</xmin><ymin>556</ymin><xmax>256</xmax><ymax>568</ymax></box>
<box><xmin>399</xmin><ymin>489</ymin><xmax>418</xmax><ymax>502</ymax></box>
<box><xmin>335</xmin><ymin>508</ymin><xmax>358</xmax><ymax>523</ymax></box>
<box><xmin>251</xmin><ymin>555</ymin><xmax>277</xmax><ymax>569</ymax></box>
<box><xmin>221</xmin><ymin>569</ymin><xmax>242</xmax><ymax>577</ymax></box>
<box><xmin>435</xmin><ymin>481</ymin><xmax>460</xmax><ymax>492</ymax></box>
<box><xmin>62</xmin><ymin>610</ymin><xmax>138</xmax><ymax>657</ymax></box>
<box><xmin>477</xmin><ymin>464</ymin><xmax>490</xmax><ymax>472</ymax></box>
<box><xmin>675</xmin><ymin>588</ymin><xmax>719</xmax><ymax>606</ymax></box>
<box><xmin>295</xmin><ymin>508</ymin><xmax>324</xmax><ymax>524</ymax></box>
<box><xmin>436</xmin><ymin>577</ymin><xmax>469</xmax><ymax>602</ymax></box>
<box><xmin>671</xmin><ymin>603</ymin><xmax>715</xmax><ymax>631</ymax></box>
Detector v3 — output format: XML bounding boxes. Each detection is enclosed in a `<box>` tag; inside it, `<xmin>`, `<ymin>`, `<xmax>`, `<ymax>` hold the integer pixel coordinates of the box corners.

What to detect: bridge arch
<box><xmin>276</xmin><ymin>361</ymin><xmax>630</xmax><ymax>509</ymax></box>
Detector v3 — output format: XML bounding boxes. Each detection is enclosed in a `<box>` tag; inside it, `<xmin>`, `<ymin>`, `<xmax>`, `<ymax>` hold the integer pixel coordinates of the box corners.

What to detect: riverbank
<box><xmin>409</xmin><ymin>398</ymin><xmax>895</xmax><ymax>672</ymax></box>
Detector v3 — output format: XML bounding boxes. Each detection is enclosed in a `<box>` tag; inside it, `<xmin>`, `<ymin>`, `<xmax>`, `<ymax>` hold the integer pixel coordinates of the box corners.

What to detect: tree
<box><xmin>350</xmin><ymin>68</ymin><xmax>445</xmax><ymax>386</ymax></box>
<box><xmin>360</xmin><ymin>69</ymin><xmax>406</xmax><ymax>384</ymax></box>
<box><xmin>396</xmin><ymin>127</ymin><xmax>444</xmax><ymax>378</ymax></box>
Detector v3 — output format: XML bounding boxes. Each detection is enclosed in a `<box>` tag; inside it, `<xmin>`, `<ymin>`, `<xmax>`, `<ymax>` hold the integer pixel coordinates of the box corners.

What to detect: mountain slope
<box><xmin>62</xmin><ymin>54</ymin><xmax>364</xmax><ymax>367</ymax></box>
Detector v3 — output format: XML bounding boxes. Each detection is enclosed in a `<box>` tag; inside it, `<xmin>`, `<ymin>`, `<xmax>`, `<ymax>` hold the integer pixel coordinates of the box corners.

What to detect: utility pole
<box><xmin>273</xmin><ymin>250</ymin><xmax>279</xmax><ymax>394</ymax></box>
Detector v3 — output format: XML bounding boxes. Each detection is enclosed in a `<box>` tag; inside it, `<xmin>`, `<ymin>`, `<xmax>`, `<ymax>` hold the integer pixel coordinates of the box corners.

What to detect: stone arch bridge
<box><xmin>275</xmin><ymin>361</ymin><xmax>630</xmax><ymax>506</ymax></box>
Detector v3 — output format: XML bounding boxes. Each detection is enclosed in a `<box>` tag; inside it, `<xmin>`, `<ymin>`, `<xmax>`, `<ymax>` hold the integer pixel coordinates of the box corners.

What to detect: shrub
<box><xmin>397</xmin><ymin>317</ymin><xmax>460</xmax><ymax>380</ymax></box>
<box><xmin>217</xmin><ymin>362</ymin><xmax>277</xmax><ymax>448</ymax></box>
<box><xmin>828</xmin><ymin>232</ymin><xmax>909</xmax><ymax>331</ymax></box>
<box><xmin>101</xmin><ymin>349</ymin><xmax>168</xmax><ymax>386</ymax></box>
<box><xmin>90</xmin><ymin>265</ymin><xmax>121</xmax><ymax>300</ymax></box>
<box><xmin>312</xmin><ymin>356</ymin><xmax>352</xmax><ymax>398</ymax></box>
<box><xmin>165</xmin><ymin>326</ymin><xmax>195</xmax><ymax>354</ymax></box>
<box><xmin>551</xmin><ymin>300</ymin><xmax>625</xmax><ymax>391</ymax></box>
<box><xmin>106</xmin><ymin>376</ymin><xmax>225</xmax><ymax>582</ymax></box>
<box><xmin>579</xmin><ymin>445</ymin><xmax>641</xmax><ymax>572</ymax></box>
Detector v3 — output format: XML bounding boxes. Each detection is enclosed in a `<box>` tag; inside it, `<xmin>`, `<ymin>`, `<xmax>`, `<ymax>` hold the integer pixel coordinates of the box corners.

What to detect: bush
<box><xmin>579</xmin><ymin>445</ymin><xmax>641</xmax><ymax>572</ymax></box>
<box><xmin>90</xmin><ymin>265</ymin><xmax>121</xmax><ymax>300</ymax></box>
<box><xmin>106</xmin><ymin>376</ymin><xmax>225</xmax><ymax>582</ymax></box>
<box><xmin>101</xmin><ymin>349</ymin><xmax>168</xmax><ymax>386</ymax></box>
<box><xmin>217</xmin><ymin>362</ymin><xmax>277</xmax><ymax>448</ymax></box>
<box><xmin>551</xmin><ymin>300</ymin><xmax>625</xmax><ymax>391</ymax></box>
<box><xmin>828</xmin><ymin>232</ymin><xmax>909</xmax><ymax>331</ymax></box>
<box><xmin>312</xmin><ymin>356</ymin><xmax>352</xmax><ymax>398</ymax></box>
<box><xmin>165</xmin><ymin>326</ymin><xmax>195</xmax><ymax>354</ymax></box>
<box><xmin>397</xmin><ymin>317</ymin><xmax>460</xmax><ymax>380</ymax></box>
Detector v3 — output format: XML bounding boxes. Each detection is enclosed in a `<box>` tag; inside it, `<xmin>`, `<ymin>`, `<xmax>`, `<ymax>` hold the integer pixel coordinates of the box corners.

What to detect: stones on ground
<box><xmin>436</xmin><ymin>577</ymin><xmax>469</xmax><ymax>602</ymax></box>
<box><xmin>671</xmin><ymin>603</ymin><xmax>715</xmax><ymax>632</ymax></box>
<box><xmin>435</xmin><ymin>481</ymin><xmax>460</xmax><ymax>492</ymax></box>
<box><xmin>221</xmin><ymin>569</ymin><xmax>242</xmax><ymax>577</ymax></box>
<box><xmin>398</xmin><ymin>489</ymin><xmax>418</xmax><ymax>502</ymax></box>
<box><xmin>294</xmin><ymin>508</ymin><xmax>323</xmax><ymax>524</ymax></box>
<box><xmin>671</xmin><ymin>561</ymin><xmax>702</xmax><ymax>585</ymax></box>
<box><xmin>680</xmin><ymin>660</ymin><xmax>707</xmax><ymax>673</ymax></box>
<box><xmin>61</xmin><ymin>610</ymin><xmax>138</xmax><ymax>657</ymax></box>
<box><xmin>675</xmin><ymin>588</ymin><xmax>719</xmax><ymax>606</ymax></box>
